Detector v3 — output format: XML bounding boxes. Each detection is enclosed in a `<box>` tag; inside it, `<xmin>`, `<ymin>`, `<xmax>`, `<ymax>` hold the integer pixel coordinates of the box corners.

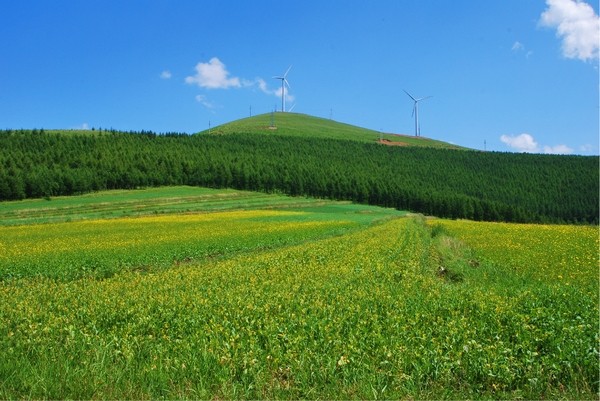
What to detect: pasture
<box><xmin>0</xmin><ymin>187</ymin><xmax>597</xmax><ymax>399</ymax></box>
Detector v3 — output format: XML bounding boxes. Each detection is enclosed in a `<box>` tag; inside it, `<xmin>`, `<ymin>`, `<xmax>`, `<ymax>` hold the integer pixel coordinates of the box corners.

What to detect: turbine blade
<box><xmin>284</xmin><ymin>78</ymin><xmax>290</xmax><ymax>89</ymax></box>
<box><xmin>284</xmin><ymin>65</ymin><xmax>292</xmax><ymax>77</ymax></box>
<box><xmin>403</xmin><ymin>89</ymin><xmax>416</xmax><ymax>102</ymax></box>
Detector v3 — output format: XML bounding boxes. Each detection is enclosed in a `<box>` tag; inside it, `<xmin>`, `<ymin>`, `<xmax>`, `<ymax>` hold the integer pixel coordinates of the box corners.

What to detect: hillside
<box><xmin>200</xmin><ymin>113</ymin><xmax>466</xmax><ymax>149</ymax></box>
<box><xmin>0</xmin><ymin>117</ymin><xmax>598</xmax><ymax>224</ymax></box>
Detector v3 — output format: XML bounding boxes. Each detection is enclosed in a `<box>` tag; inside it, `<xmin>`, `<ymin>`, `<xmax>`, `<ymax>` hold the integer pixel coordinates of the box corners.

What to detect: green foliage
<box><xmin>0</xmin><ymin>209</ymin><xmax>596</xmax><ymax>399</ymax></box>
<box><xmin>0</xmin><ymin>127</ymin><xmax>597</xmax><ymax>223</ymax></box>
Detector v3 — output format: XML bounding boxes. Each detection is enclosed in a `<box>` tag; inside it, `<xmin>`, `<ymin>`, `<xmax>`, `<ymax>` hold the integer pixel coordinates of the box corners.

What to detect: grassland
<box><xmin>0</xmin><ymin>187</ymin><xmax>597</xmax><ymax>399</ymax></box>
<box><xmin>0</xmin><ymin>186</ymin><xmax>379</xmax><ymax>226</ymax></box>
<box><xmin>200</xmin><ymin>112</ymin><xmax>466</xmax><ymax>149</ymax></box>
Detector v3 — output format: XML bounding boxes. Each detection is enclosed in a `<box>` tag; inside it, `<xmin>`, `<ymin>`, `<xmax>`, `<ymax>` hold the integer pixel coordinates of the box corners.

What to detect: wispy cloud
<box><xmin>241</xmin><ymin>77</ymin><xmax>294</xmax><ymax>103</ymax></box>
<box><xmin>500</xmin><ymin>133</ymin><xmax>574</xmax><ymax>154</ymax></box>
<box><xmin>274</xmin><ymin>86</ymin><xmax>295</xmax><ymax>104</ymax></box>
<box><xmin>543</xmin><ymin>144</ymin><xmax>574</xmax><ymax>154</ymax></box>
<box><xmin>255</xmin><ymin>78</ymin><xmax>269</xmax><ymax>93</ymax></box>
<box><xmin>160</xmin><ymin>70</ymin><xmax>172</xmax><ymax>79</ymax></box>
<box><xmin>195</xmin><ymin>95</ymin><xmax>215</xmax><ymax>109</ymax></box>
<box><xmin>539</xmin><ymin>0</ymin><xmax>600</xmax><ymax>62</ymax></box>
<box><xmin>512</xmin><ymin>41</ymin><xmax>533</xmax><ymax>58</ymax></box>
<box><xmin>250</xmin><ymin>78</ymin><xmax>294</xmax><ymax>103</ymax></box>
<box><xmin>185</xmin><ymin>58</ymin><xmax>241</xmax><ymax>89</ymax></box>
<box><xmin>512</xmin><ymin>41</ymin><xmax>525</xmax><ymax>51</ymax></box>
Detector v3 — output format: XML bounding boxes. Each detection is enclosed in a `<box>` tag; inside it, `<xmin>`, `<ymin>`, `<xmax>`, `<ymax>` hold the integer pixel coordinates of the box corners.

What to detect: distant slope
<box><xmin>200</xmin><ymin>113</ymin><xmax>466</xmax><ymax>150</ymax></box>
<box><xmin>0</xmin><ymin>128</ymin><xmax>597</xmax><ymax>223</ymax></box>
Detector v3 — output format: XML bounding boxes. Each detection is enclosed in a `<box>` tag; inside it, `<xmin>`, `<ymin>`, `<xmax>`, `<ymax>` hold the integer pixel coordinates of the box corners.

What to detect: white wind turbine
<box><xmin>273</xmin><ymin>65</ymin><xmax>292</xmax><ymax>112</ymax></box>
<box><xmin>404</xmin><ymin>90</ymin><xmax>432</xmax><ymax>137</ymax></box>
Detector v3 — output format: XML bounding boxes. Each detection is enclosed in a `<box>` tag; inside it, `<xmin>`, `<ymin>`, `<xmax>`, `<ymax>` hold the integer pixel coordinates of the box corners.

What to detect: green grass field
<box><xmin>200</xmin><ymin>112</ymin><xmax>466</xmax><ymax>149</ymax></box>
<box><xmin>0</xmin><ymin>187</ymin><xmax>597</xmax><ymax>399</ymax></box>
<box><xmin>0</xmin><ymin>186</ymin><xmax>389</xmax><ymax>226</ymax></box>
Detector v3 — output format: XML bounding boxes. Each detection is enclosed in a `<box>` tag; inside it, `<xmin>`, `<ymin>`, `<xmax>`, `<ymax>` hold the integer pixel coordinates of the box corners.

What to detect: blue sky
<box><xmin>1</xmin><ymin>0</ymin><xmax>598</xmax><ymax>154</ymax></box>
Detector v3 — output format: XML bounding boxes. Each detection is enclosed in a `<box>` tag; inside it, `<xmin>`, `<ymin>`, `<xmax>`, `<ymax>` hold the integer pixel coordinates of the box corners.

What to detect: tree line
<box><xmin>0</xmin><ymin>129</ymin><xmax>597</xmax><ymax>224</ymax></box>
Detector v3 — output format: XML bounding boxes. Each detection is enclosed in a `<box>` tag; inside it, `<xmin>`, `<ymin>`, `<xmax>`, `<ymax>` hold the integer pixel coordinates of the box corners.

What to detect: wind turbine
<box><xmin>404</xmin><ymin>90</ymin><xmax>431</xmax><ymax>137</ymax></box>
<box><xmin>273</xmin><ymin>65</ymin><xmax>292</xmax><ymax>112</ymax></box>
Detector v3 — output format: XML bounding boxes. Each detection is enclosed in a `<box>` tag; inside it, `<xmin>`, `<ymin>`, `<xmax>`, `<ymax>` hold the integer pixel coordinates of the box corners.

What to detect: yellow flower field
<box><xmin>439</xmin><ymin>220</ymin><xmax>598</xmax><ymax>287</ymax></box>
<box><xmin>0</xmin><ymin>209</ymin><xmax>356</xmax><ymax>280</ymax></box>
<box><xmin>0</xmin><ymin>203</ymin><xmax>597</xmax><ymax>399</ymax></box>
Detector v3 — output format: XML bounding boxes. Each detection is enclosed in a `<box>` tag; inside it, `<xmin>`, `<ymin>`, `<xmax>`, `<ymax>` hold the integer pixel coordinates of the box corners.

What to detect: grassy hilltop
<box><xmin>200</xmin><ymin>112</ymin><xmax>466</xmax><ymax>149</ymax></box>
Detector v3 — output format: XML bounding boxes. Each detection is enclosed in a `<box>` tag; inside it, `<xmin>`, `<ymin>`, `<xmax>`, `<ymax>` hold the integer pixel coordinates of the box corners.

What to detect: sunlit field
<box><xmin>0</xmin><ymin>188</ymin><xmax>597</xmax><ymax>399</ymax></box>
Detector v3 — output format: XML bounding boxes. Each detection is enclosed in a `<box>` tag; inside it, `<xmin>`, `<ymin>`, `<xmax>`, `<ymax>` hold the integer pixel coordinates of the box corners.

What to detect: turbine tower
<box><xmin>404</xmin><ymin>90</ymin><xmax>431</xmax><ymax>137</ymax></box>
<box><xmin>273</xmin><ymin>65</ymin><xmax>292</xmax><ymax>112</ymax></box>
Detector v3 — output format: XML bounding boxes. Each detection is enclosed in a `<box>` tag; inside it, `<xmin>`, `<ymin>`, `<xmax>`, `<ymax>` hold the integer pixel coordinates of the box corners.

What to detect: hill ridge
<box><xmin>200</xmin><ymin>112</ymin><xmax>466</xmax><ymax>150</ymax></box>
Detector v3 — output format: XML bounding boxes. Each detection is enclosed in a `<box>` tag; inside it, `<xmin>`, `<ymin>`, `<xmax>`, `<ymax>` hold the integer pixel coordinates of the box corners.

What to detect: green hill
<box><xmin>0</xmin><ymin>123</ymin><xmax>597</xmax><ymax>223</ymax></box>
<box><xmin>200</xmin><ymin>112</ymin><xmax>465</xmax><ymax>149</ymax></box>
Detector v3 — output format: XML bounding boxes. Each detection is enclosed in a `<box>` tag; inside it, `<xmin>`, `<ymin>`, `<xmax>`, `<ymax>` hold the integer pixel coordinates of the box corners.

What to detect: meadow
<box><xmin>0</xmin><ymin>187</ymin><xmax>597</xmax><ymax>399</ymax></box>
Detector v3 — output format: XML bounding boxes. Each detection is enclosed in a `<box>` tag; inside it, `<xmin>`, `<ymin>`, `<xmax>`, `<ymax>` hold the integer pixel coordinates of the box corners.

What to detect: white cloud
<box><xmin>274</xmin><ymin>85</ymin><xmax>295</xmax><ymax>103</ymax></box>
<box><xmin>244</xmin><ymin>77</ymin><xmax>294</xmax><ymax>102</ymax></box>
<box><xmin>185</xmin><ymin>58</ymin><xmax>295</xmax><ymax>107</ymax></box>
<box><xmin>500</xmin><ymin>133</ymin><xmax>540</xmax><ymax>152</ymax></box>
<box><xmin>539</xmin><ymin>0</ymin><xmax>600</xmax><ymax>61</ymax></box>
<box><xmin>501</xmin><ymin>133</ymin><xmax>575</xmax><ymax>154</ymax></box>
<box><xmin>579</xmin><ymin>143</ymin><xmax>594</xmax><ymax>152</ymax></box>
<box><xmin>245</xmin><ymin>77</ymin><xmax>274</xmax><ymax>95</ymax></box>
<box><xmin>543</xmin><ymin>144</ymin><xmax>574</xmax><ymax>154</ymax></box>
<box><xmin>160</xmin><ymin>70</ymin><xmax>172</xmax><ymax>79</ymax></box>
<box><xmin>256</xmin><ymin>78</ymin><xmax>269</xmax><ymax>93</ymax></box>
<box><xmin>185</xmin><ymin>58</ymin><xmax>241</xmax><ymax>89</ymax></box>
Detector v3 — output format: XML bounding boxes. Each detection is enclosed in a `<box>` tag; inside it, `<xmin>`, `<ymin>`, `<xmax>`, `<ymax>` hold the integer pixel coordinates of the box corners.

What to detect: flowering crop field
<box><xmin>437</xmin><ymin>220</ymin><xmax>598</xmax><ymax>290</ymax></box>
<box><xmin>0</xmin><ymin>187</ymin><xmax>400</xmax><ymax>281</ymax></box>
<box><xmin>0</xmin><ymin>188</ymin><xmax>597</xmax><ymax>399</ymax></box>
<box><xmin>0</xmin><ymin>209</ymin><xmax>365</xmax><ymax>281</ymax></box>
